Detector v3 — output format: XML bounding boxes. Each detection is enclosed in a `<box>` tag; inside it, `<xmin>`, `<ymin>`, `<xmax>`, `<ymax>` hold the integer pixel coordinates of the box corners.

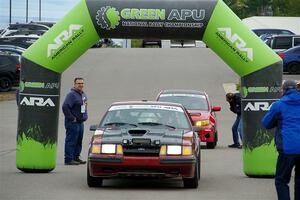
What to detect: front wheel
<box><xmin>0</xmin><ymin>76</ymin><xmax>12</xmax><ymax>92</ymax></box>
<box><xmin>87</xmin><ymin>165</ymin><xmax>103</xmax><ymax>187</ymax></box>
<box><xmin>183</xmin><ymin>158</ymin><xmax>199</xmax><ymax>188</ymax></box>
<box><xmin>287</xmin><ymin>62</ymin><xmax>300</xmax><ymax>74</ymax></box>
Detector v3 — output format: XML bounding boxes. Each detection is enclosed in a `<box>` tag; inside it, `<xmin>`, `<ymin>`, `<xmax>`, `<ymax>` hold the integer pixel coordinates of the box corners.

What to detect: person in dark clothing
<box><xmin>226</xmin><ymin>92</ymin><xmax>242</xmax><ymax>148</ymax></box>
<box><xmin>262</xmin><ymin>80</ymin><xmax>300</xmax><ymax>200</ymax></box>
<box><xmin>62</xmin><ymin>77</ymin><xmax>88</xmax><ymax>165</ymax></box>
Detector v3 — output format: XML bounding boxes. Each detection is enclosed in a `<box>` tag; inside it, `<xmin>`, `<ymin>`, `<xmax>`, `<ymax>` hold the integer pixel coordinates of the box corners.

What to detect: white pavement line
<box><xmin>222</xmin><ymin>83</ymin><xmax>238</xmax><ymax>94</ymax></box>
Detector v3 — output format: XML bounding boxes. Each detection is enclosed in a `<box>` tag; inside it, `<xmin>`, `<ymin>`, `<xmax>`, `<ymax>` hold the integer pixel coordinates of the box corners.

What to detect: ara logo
<box><xmin>244</xmin><ymin>102</ymin><xmax>270</xmax><ymax>111</ymax></box>
<box><xmin>20</xmin><ymin>97</ymin><xmax>55</xmax><ymax>107</ymax></box>
<box><xmin>217</xmin><ymin>27</ymin><xmax>253</xmax><ymax>61</ymax></box>
<box><xmin>47</xmin><ymin>24</ymin><xmax>83</xmax><ymax>57</ymax></box>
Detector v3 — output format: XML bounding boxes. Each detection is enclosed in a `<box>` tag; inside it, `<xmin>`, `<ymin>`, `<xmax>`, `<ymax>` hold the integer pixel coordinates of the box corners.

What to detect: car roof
<box><xmin>253</xmin><ymin>28</ymin><xmax>293</xmax><ymax>31</ymax></box>
<box><xmin>7</xmin><ymin>23</ymin><xmax>50</xmax><ymax>30</ymax></box>
<box><xmin>29</xmin><ymin>21</ymin><xmax>55</xmax><ymax>28</ymax></box>
<box><xmin>0</xmin><ymin>45</ymin><xmax>26</xmax><ymax>50</ymax></box>
<box><xmin>284</xmin><ymin>46</ymin><xmax>300</xmax><ymax>53</ymax></box>
<box><xmin>159</xmin><ymin>90</ymin><xmax>206</xmax><ymax>95</ymax></box>
<box><xmin>0</xmin><ymin>51</ymin><xmax>20</xmax><ymax>57</ymax></box>
<box><xmin>270</xmin><ymin>35</ymin><xmax>300</xmax><ymax>38</ymax></box>
<box><xmin>110</xmin><ymin>100</ymin><xmax>185</xmax><ymax>108</ymax></box>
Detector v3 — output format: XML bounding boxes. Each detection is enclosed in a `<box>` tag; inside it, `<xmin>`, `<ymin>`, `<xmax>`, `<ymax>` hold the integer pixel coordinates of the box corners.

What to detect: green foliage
<box><xmin>131</xmin><ymin>39</ymin><xmax>143</xmax><ymax>48</ymax></box>
<box><xmin>272</xmin><ymin>0</ymin><xmax>300</xmax><ymax>16</ymax></box>
<box><xmin>224</xmin><ymin>0</ymin><xmax>300</xmax><ymax>18</ymax></box>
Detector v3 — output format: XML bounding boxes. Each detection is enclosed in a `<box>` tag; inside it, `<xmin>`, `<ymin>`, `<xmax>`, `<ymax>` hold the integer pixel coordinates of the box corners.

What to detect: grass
<box><xmin>0</xmin><ymin>90</ymin><xmax>16</xmax><ymax>102</ymax></box>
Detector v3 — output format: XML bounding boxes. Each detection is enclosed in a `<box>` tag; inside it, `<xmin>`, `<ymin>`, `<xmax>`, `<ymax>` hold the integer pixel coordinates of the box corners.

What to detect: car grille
<box><xmin>128</xmin><ymin>129</ymin><xmax>147</xmax><ymax>136</ymax></box>
<box><xmin>123</xmin><ymin>146</ymin><xmax>160</xmax><ymax>156</ymax></box>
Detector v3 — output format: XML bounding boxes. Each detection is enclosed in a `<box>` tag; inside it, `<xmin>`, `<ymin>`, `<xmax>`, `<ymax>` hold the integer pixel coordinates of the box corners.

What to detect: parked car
<box><xmin>88</xmin><ymin>101</ymin><xmax>201</xmax><ymax>188</ymax></box>
<box><xmin>0</xmin><ymin>52</ymin><xmax>21</xmax><ymax>92</ymax></box>
<box><xmin>170</xmin><ymin>40</ymin><xmax>195</xmax><ymax>48</ymax></box>
<box><xmin>142</xmin><ymin>38</ymin><xmax>162</xmax><ymax>48</ymax></box>
<box><xmin>278</xmin><ymin>46</ymin><xmax>300</xmax><ymax>74</ymax></box>
<box><xmin>252</xmin><ymin>28</ymin><xmax>295</xmax><ymax>37</ymax></box>
<box><xmin>0</xmin><ymin>36</ymin><xmax>39</xmax><ymax>49</ymax></box>
<box><xmin>29</xmin><ymin>21</ymin><xmax>55</xmax><ymax>28</ymax></box>
<box><xmin>0</xmin><ymin>23</ymin><xmax>49</xmax><ymax>38</ymax></box>
<box><xmin>265</xmin><ymin>35</ymin><xmax>300</xmax><ymax>53</ymax></box>
<box><xmin>156</xmin><ymin>90</ymin><xmax>221</xmax><ymax>149</ymax></box>
<box><xmin>0</xmin><ymin>45</ymin><xmax>25</xmax><ymax>55</ymax></box>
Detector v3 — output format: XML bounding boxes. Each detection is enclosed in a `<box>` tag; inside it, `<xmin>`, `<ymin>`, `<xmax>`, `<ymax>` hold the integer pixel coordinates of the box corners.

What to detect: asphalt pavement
<box><xmin>1</xmin><ymin>48</ymin><xmax>298</xmax><ymax>200</ymax></box>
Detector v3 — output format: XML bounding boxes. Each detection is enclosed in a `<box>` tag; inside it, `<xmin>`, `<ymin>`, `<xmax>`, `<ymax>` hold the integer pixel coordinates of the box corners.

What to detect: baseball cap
<box><xmin>282</xmin><ymin>80</ymin><xmax>297</xmax><ymax>94</ymax></box>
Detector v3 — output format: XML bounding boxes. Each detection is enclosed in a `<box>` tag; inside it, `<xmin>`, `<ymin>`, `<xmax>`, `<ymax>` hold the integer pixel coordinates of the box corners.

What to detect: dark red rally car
<box><xmin>87</xmin><ymin>101</ymin><xmax>201</xmax><ymax>188</ymax></box>
<box><xmin>157</xmin><ymin>90</ymin><xmax>221</xmax><ymax>149</ymax></box>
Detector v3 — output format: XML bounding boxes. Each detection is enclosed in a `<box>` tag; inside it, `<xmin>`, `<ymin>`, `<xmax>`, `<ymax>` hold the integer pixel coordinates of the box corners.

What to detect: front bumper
<box><xmin>88</xmin><ymin>155</ymin><xmax>196</xmax><ymax>178</ymax></box>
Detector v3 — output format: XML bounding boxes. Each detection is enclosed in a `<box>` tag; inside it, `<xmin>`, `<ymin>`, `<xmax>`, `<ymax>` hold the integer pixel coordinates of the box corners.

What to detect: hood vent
<box><xmin>128</xmin><ymin>129</ymin><xmax>147</xmax><ymax>136</ymax></box>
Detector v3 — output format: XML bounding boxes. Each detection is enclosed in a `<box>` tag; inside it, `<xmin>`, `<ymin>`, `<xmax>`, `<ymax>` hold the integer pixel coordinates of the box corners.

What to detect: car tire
<box><xmin>183</xmin><ymin>157</ymin><xmax>199</xmax><ymax>188</ymax></box>
<box><xmin>206</xmin><ymin>132</ymin><xmax>217</xmax><ymax>149</ymax></box>
<box><xmin>87</xmin><ymin>164</ymin><xmax>103</xmax><ymax>187</ymax></box>
<box><xmin>0</xmin><ymin>76</ymin><xmax>13</xmax><ymax>92</ymax></box>
<box><xmin>197</xmin><ymin>147</ymin><xmax>201</xmax><ymax>181</ymax></box>
<box><xmin>287</xmin><ymin>62</ymin><xmax>300</xmax><ymax>74</ymax></box>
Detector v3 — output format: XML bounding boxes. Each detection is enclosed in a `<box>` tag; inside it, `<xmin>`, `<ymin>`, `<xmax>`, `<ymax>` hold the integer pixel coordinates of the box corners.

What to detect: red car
<box><xmin>157</xmin><ymin>90</ymin><xmax>221</xmax><ymax>149</ymax></box>
<box><xmin>88</xmin><ymin>101</ymin><xmax>201</xmax><ymax>188</ymax></box>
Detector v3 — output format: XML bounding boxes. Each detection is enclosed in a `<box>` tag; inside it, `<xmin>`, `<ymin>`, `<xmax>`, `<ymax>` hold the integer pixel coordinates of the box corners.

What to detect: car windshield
<box><xmin>100</xmin><ymin>104</ymin><xmax>190</xmax><ymax>129</ymax></box>
<box><xmin>158</xmin><ymin>93</ymin><xmax>209</xmax><ymax>110</ymax></box>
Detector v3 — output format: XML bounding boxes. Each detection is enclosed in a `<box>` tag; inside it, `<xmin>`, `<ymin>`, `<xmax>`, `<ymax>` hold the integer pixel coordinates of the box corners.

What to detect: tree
<box><xmin>272</xmin><ymin>0</ymin><xmax>300</xmax><ymax>16</ymax></box>
<box><xmin>224</xmin><ymin>0</ymin><xmax>300</xmax><ymax>18</ymax></box>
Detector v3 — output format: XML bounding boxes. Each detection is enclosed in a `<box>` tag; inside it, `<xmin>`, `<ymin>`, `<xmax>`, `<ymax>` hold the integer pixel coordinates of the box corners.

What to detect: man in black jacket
<box><xmin>62</xmin><ymin>77</ymin><xmax>88</xmax><ymax>165</ymax></box>
<box><xmin>226</xmin><ymin>92</ymin><xmax>242</xmax><ymax>148</ymax></box>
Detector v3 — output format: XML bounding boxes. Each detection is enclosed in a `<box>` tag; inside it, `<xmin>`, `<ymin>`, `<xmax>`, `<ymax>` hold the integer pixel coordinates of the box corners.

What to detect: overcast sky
<box><xmin>0</xmin><ymin>0</ymin><xmax>80</xmax><ymax>28</ymax></box>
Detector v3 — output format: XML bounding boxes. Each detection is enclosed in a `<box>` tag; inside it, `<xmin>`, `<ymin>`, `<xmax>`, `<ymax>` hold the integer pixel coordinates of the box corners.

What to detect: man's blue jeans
<box><xmin>64</xmin><ymin>121</ymin><xmax>84</xmax><ymax>163</ymax></box>
<box><xmin>232</xmin><ymin>115</ymin><xmax>241</xmax><ymax>145</ymax></box>
<box><xmin>275</xmin><ymin>153</ymin><xmax>300</xmax><ymax>200</ymax></box>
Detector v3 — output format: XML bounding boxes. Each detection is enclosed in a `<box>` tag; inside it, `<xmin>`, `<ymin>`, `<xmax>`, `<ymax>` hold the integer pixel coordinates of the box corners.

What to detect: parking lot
<box><xmin>0</xmin><ymin>48</ymin><xmax>298</xmax><ymax>200</ymax></box>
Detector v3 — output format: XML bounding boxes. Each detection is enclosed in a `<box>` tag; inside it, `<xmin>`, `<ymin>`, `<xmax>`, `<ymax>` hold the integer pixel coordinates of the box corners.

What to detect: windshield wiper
<box><xmin>104</xmin><ymin>122</ymin><xmax>137</xmax><ymax>127</ymax></box>
<box><xmin>138</xmin><ymin>122</ymin><xmax>176</xmax><ymax>129</ymax></box>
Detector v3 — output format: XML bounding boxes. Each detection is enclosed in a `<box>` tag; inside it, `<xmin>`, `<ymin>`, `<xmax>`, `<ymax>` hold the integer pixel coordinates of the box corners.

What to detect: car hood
<box><xmin>187</xmin><ymin>109</ymin><xmax>210</xmax><ymax>121</ymax></box>
<box><xmin>101</xmin><ymin>128</ymin><xmax>186</xmax><ymax>145</ymax></box>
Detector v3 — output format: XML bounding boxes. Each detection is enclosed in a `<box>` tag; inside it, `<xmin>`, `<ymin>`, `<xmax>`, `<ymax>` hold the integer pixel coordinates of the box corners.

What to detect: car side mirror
<box><xmin>89</xmin><ymin>125</ymin><xmax>98</xmax><ymax>131</ymax></box>
<box><xmin>212</xmin><ymin>106</ymin><xmax>221</xmax><ymax>112</ymax></box>
<box><xmin>193</xmin><ymin>126</ymin><xmax>203</xmax><ymax>132</ymax></box>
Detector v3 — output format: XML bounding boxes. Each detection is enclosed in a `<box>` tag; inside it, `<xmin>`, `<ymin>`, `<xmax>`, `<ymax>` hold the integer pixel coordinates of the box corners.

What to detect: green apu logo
<box><xmin>19</xmin><ymin>81</ymin><xmax>25</xmax><ymax>92</ymax></box>
<box><xmin>96</xmin><ymin>6</ymin><xmax>120</xmax><ymax>30</ymax></box>
<box><xmin>96</xmin><ymin>7</ymin><xmax>205</xmax><ymax>30</ymax></box>
<box><xmin>243</xmin><ymin>86</ymin><xmax>280</xmax><ymax>97</ymax></box>
<box><xmin>19</xmin><ymin>81</ymin><xmax>59</xmax><ymax>92</ymax></box>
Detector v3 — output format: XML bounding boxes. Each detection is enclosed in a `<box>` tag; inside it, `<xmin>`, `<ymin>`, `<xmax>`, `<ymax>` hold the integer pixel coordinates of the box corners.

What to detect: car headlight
<box><xmin>91</xmin><ymin>144</ymin><xmax>101</xmax><ymax>154</ymax></box>
<box><xmin>160</xmin><ymin>145</ymin><xmax>192</xmax><ymax>156</ymax></box>
<box><xmin>195</xmin><ymin>119</ymin><xmax>210</xmax><ymax>127</ymax></box>
<box><xmin>167</xmin><ymin>145</ymin><xmax>182</xmax><ymax>155</ymax></box>
<box><xmin>91</xmin><ymin>144</ymin><xmax>123</xmax><ymax>154</ymax></box>
<box><xmin>101</xmin><ymin>144</ymin><xmax>116</xmax><ymax>154</ymax></box>
<box><xmin>182</xmin><ymin>146</ymin><xmax>192</xmax><ymax>156</ymax></box>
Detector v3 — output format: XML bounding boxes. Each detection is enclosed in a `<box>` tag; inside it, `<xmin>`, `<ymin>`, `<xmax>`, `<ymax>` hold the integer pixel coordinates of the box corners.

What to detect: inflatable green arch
<box><xmin>17</xmin><ymin>0</ymin><xmax>282</xmax><ymax>176</ymax></box>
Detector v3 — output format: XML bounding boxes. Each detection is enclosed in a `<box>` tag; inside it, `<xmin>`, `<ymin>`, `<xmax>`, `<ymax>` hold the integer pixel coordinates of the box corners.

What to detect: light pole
<box><xmin>26</xmin><ymin>0</ymin><xmax>28</xmax><ymax>23</ymax></box>
<box><xmin>9</xmin><ymin>0</ymin><xmax>12</xmax><ymax>24</ymax></box>
<box><xmin>39</xmin><ymin>0</ymin><xmax>41</xmax><ymax>21</ymax></box>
